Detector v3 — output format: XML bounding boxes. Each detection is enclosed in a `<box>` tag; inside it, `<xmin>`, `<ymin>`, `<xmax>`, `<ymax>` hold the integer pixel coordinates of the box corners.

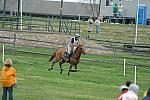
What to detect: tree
<box><xmin>79</xmin><ymin>0</ymin><xmax>101</xmax><ymax>17</ymax></box>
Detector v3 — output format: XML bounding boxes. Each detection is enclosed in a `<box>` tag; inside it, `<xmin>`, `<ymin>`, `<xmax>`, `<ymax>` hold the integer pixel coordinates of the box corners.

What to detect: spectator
<box><xmin>121</xmin><ymin>84</ymin><xmax>139</xmax><ymax>100</ymax></box>
<box><xmin>113</xmin><ymin>3</ymin><xmax>118</xmax><ymax>17</ymax></box>
<box><xmin>125</xmin><ymin>80</ymin><xmax>132</xmax><ymax>87</ymax></box>
<box><xmin>117</xmin><ymin>81</ymin><xmax>132</xmax><ymax>100</ymax></box>
<box><xmin>118</xmin><ymin>85</ymin><xmax>128</xmax><ymax>100</ymax></box>
<box><xmin>118</xmin><ymin>4</ymin><xmax>123</xmax><ymax>17</ymax></box>
<box><xmin>95</xmin><ymin>16</ymin><xmax>101</xmax><ymax>33</ymax></box>
<box><xmin>1</xmin><ymin>58</ymin><xmax>16</xmax><ymax>100</ymax></box>
<box><xmin>142</xmin><ymin>87</ymin><xmax>150</xmax><ymax>100</ymax></box>
<box><xmin>87</xmin><ymin>16</ymin><xmax>94</xmax><ymax>32</ymax></box>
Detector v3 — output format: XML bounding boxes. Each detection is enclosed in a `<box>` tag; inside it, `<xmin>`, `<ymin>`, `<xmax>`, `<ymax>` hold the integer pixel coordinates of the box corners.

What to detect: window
<box><xmin>106</xmin><ymin>0</ymin><xmax>113</xmax><ymax>6</ymax></box>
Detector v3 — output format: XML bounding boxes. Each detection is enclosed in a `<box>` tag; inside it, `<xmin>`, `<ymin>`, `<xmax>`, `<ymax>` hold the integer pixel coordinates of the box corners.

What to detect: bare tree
<box><xmin>79</xmin><ymin>0</ymin><xmax>101</xmax><ymax>17</ymax></box>
<box><xmin>7</xmin><ymin>0</ymin><xmax>16</xmax><ymax>16</ymax></box>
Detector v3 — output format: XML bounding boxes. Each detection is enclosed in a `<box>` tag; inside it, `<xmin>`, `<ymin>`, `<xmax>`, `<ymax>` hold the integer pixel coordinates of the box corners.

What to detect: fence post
<box><xmin>2</xmin><ymin>0</ymin><xmax>7</xmax><ymax>29</ymax></box>
<box><xmin>2</xmin><ymin>45</ymin><xmax>5</xmax><ymax>63</ymax></box>
<box><xmin>48</xmin><ymin>18</ymin><xmax>50</xmax><ymax>32</ymax></box>
<box><xmin>112</xmin><ymin>44</ymin><xmax>116</xmax><ymax>61</ymax></box>
<box><xmin>132</xmin><ymin>40</ymin><xmax>134</xmax><ymax>55</ymax></box>
<box><xmin>13</xmin><ymin>33</ymin><xmax>16</xmax><ymax>54</ymax></box>
<box><xmin>28</xmin><ymin>16</ymin><xmax>32</xmax><ymax>31</ymax></box>
<box><xmin>10</xmin><ymin>16</ymin><xmax>14</xmax><ymax>31</ymax></box>
<box><xmin>134</xmin><ymin>66</ymin><xmax>137</xmax><ymax>84</ymax></box>
<box><xmin>46</xmin><ymin>20</ymin><xmax>48</xmax><ymax>32</ymax></box>
<box><xmin>123</xmin><ymin>58</ymin><xmax>126</xmax><ymax>76</ymax></box>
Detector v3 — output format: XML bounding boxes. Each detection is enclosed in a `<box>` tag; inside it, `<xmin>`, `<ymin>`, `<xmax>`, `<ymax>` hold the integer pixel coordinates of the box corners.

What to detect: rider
<box><xmin>66</xmin><ymin>33</ymin><xmax>80</xmax><ymax>62</ymax></box>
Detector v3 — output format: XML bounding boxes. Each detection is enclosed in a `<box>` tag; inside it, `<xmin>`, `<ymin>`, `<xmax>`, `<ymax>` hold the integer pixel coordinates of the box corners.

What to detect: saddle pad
<box><xmin>63</xmin><ymin>51</ymin><xmax>69</xmax><ymax>57</ymax></box>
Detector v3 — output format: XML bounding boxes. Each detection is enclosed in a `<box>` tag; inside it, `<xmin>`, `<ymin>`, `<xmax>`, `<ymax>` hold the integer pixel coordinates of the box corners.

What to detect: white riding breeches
<box><xmin>67</xmin><ymin>44</ymin><xmax>71</xmax><ymax>54</ymax></box>
<box><xmin>67</xmin><ymin>44</ymin><xmax>77</xmax><ymax>54</ymax></box>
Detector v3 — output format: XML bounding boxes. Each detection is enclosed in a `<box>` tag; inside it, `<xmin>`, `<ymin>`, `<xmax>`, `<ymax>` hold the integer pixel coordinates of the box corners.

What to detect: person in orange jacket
<box><xmin>1</xmin><ymin>58</ymin><xmax>16</xmax><ymax>100</ymax></box>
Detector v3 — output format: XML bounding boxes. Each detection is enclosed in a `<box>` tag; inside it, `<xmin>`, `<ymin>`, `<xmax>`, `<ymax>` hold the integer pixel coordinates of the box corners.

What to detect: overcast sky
<box><xmin>44</xmin><ymin>0</ymin><xmax>79</xmax><ymax>2</ymax></box>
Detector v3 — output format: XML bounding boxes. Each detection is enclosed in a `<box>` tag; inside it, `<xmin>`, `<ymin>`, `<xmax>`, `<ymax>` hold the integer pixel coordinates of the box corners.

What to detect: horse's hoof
<box><xmin>74</xmin><ymin>70</ymin><xmax>77</xmax><ymax>72</ymax></box>
<box><xmin>68</xmin><ymin>73</ymin><xmax>70</xmax><ymax>76</ymax></box>
<box><xmin>48</xmin><ymin>68</ymin><xmax>53</xmax><ymax>71</ymax></box>
<box><xmin>60</xmin><ymin>69</ymin><xmax>63</xmax><ymax>74</ymax></box>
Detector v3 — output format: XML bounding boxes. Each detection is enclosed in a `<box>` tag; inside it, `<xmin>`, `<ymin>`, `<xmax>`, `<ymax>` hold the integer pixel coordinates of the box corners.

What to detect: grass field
<box><xmin>0</xmin><ymin>16</ymin><xmax>150</xmax><ymax>100</ymax></box>
<box><xmin>0</xmin><ymin>45</ymin><xmax>149</xmax><ymax>100</ymax></box>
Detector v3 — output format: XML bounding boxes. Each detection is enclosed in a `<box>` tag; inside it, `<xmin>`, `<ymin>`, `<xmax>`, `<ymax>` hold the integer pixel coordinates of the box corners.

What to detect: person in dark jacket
<box><xmin>143</xmin><ymin>87</ymin><xmax>150</xmax><ymax>100</ymax></box>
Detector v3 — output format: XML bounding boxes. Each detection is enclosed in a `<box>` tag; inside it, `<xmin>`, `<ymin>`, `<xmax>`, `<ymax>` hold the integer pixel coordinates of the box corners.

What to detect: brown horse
<box><xmin>48</xmin><ymin>44</ymin><xmax>85</xmax><ymax>75</ymax></box>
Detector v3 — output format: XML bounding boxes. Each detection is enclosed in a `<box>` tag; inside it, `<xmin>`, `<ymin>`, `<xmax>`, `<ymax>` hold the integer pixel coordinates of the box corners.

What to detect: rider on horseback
<box><xmin>66</xmin><ymin>33</ymin><xmax>80</xmax><ymax>62</ymax></box>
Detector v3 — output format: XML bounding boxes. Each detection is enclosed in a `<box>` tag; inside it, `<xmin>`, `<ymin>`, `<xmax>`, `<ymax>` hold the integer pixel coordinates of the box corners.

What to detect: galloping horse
<box><xmin>48</xmin><ymin>44</ymin><xmax>85</xmax><ymax>75</ymax></box>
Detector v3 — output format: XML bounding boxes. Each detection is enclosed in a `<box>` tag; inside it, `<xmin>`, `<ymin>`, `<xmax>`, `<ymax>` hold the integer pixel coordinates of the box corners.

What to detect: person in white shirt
<box><xmin>87</xmin><ymin>16</ymin><xmax>94</xmax><ymax>32</ymax></box>
<box><xmin>95</xmin><ymin>17</ymin><xmax>101</xmax><ymax>33</ymax></box>
<box><xmin>118</xmin><ymin>4</ymin><xmax>123</xmax><ymax>17</ymax></box>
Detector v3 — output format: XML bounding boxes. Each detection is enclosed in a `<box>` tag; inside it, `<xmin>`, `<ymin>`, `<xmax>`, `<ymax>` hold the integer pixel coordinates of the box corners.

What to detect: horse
<box><xmin>48</xmin><ymin>44</ymin><xmax>85</xmax><ymax>75</ymax></box>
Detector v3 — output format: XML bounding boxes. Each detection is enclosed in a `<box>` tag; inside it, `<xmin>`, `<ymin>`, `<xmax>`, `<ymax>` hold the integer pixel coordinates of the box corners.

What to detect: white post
<box><xmin>20</xmin><ymin>0</ymin><xmax>23</xmax><ymax>30</ymax></box>
<box><xmin>134</xmin><ymin>66</ymin><xmax>137</xmax><ymax>84</ymax></box>
<box><xmin>123</xmin><ymin>58</ymin><xmax>126</xmax><ymax>76</ymax></box>
<box><xmin>2</xmin><ymin>45</ymin><xmax>4</xmax><ymax>63</ymax></box>
<box><xmin>135</xmin><ymin>0</ymin><xmax>140</xmax><ymax>44</ymax></box>
<box><xmin>79</xmin><ymin>13</ymin><xmax>80</xmax><ymax>21</ymax></box>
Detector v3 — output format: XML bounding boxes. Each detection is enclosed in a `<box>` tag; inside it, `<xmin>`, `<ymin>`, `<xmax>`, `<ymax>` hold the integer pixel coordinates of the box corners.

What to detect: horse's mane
<box><xmin>75</xmin><ymin>44</ymin><xmax>82</xmax><ymax>52</ymax></box>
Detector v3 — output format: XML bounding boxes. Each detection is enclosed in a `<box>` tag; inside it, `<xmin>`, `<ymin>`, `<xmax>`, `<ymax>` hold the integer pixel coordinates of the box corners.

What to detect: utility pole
<box><xmin>2</xmin><ymin>0</ymin><xmax>7</xmax><ymax>29</ymax></box>
<box><xmin>20</xmin><ymin>0</ymin><xmax>22</xmax><ymax>30</ymax></box>
<box><xmin>59</xmin><ymin>0</ymin><xmax>63</xmax><ymax>32</ymax></box>
<box><xmin>135</xmin><ymin>0</ymin><xmax>140</xmax><ymax>44</ymax></box>
<box><xmin>16</xmin><ymin>0</ymin><xmax>20</xmax><ymax>30</ymax></box>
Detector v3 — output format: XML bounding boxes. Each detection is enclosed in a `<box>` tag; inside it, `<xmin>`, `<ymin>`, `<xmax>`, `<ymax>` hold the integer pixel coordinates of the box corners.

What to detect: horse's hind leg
<box><xmin>59</xmin><ymin>59</ymin><xmax>65</xmax><ymax>74</ymax></box>
<box><xmin>48</xmin><ymin>62</ymin><xmax>55</xmax><ymax>71</ymax></box>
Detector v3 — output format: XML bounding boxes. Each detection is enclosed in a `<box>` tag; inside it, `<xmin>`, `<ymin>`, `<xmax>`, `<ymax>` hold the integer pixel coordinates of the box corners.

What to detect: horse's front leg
<box><xmin>68</xmin><ymin>65</ymin><xmax>73</xmax><ymax>75</ymax></box>
<box><xmin>59</xmin><ymin>59</ymin><xmax>66</xmax><ymax>74</ymax></box>
<box><xmin>74</xmin><ymin>64</ymin><xmax>77</xmax><ymax>72</ymax></box>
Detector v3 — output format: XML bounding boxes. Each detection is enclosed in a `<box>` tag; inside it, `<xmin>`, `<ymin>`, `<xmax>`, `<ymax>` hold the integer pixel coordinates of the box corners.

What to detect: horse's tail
<box><xmin>49</xmin><ymin>51</ymin><xmax>56</xmax><ymax>62</ymax></box>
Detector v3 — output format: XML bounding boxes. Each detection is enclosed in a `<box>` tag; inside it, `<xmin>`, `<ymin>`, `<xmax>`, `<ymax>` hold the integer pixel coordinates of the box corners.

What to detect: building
<box><xmin>0</xmin><ymin>0</ymin><xmax>149</xmax><ymax>22</ymax></box>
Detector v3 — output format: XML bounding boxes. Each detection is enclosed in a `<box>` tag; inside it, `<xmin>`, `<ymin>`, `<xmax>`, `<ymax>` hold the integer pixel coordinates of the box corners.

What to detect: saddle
<box><xmin>63</xmin><ymin>50</ymin><xmax>70</xmax><ymax>58</ymax></box>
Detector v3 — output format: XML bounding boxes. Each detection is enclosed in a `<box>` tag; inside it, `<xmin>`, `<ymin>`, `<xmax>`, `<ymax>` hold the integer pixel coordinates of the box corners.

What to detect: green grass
<box><xmin>0</xmin><ymin>16</ymin><xmax>150</xmax><ymax>99</ymax></box>
<box><xmin>0</xmin><ymin>45</ymin><xmax>149</xmax><ymax>100</ymax></box>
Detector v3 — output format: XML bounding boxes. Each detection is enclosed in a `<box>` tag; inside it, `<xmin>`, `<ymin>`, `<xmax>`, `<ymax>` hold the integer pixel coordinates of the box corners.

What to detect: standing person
<box><xmin>87</xmin><ymin>16</ymin><xmax>94</xmax><ymax>32</ymax></box>
<box><xmin>118</xmin><ymin>4</ymin><xmax>123</xmax><ymax>17</ymax></box>
<box><xmin>125</xmin><ymin>80</ymin><xmax>132</xmax><ymax>87</ymax></box>
<box><xmin>117</xmin><ymin>81</ymin><xmax>132</xmax><ymax>100</ymax></box>
<box><xmin>1</xmin><ymin>58</ymin><xmax>16</xmax><ymax>100</ymax></box>
<box><xmin>113</xmin><ymin>3</ymin><xmax>118</xmax><ymax>17</ymax></box>
<box><xmin>95</xmin><ymin>16</ymin><xmax>101</xmax><ymax>33</ymax></box>
<box><xmin>118</xmin><ymin>85</ymin><xmax>128</xmax><ymax>100</ymax></box>
<box><xmin>121</xmin><ymin>84</ymin><xmax>139</xmax><ymax>100</ymax></box>
<box><xmin>142</xmin><ymin>87</ymin><xmax>150</xmax><ymax>100</ymax></box>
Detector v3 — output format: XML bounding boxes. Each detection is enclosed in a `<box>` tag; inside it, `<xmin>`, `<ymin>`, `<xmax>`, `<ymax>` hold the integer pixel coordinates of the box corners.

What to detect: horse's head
<box><xmin>76</xmin><ymin>44</ymin><xmax>85</xmax><ymax>55</ymax></box>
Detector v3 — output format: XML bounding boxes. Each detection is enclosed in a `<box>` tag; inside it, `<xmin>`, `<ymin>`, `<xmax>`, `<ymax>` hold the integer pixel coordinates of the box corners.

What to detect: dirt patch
<box><xmin>0</xmin><ymin>31</ymin><xmax>112</xmax><ymax>55</ymax></box>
